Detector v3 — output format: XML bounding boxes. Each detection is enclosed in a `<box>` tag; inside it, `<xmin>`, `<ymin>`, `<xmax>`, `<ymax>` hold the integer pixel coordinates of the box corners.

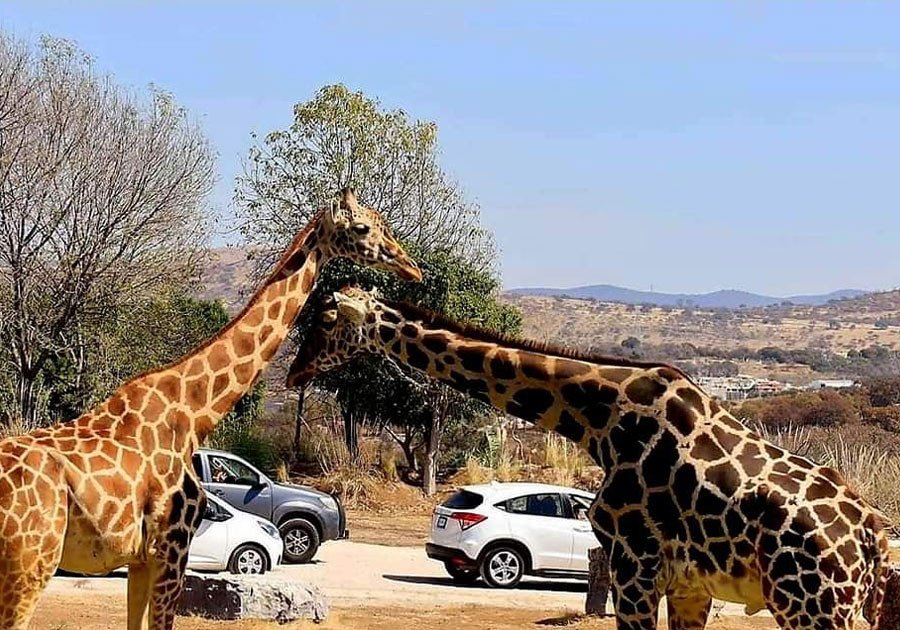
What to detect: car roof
<box><xmin>459</xmin><ymin>481</ymin><xmax>594</xmax><ymax>499</ymax></box>
<box><xmin>197</xmin><ymin>447</ymin><xmax>233</xmax><ymax>457</ymax></box>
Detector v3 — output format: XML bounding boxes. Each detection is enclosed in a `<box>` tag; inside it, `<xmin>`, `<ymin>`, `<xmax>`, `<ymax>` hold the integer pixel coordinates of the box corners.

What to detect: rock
<box><xmin>177</xmin><ymin>572</ymin><xmax>328</xmax><ymax>623</ymax></box>
<box><xmin>585</xmin><ymin>546</ymin><xmax>611</xmax><ymax>616</ymax></box>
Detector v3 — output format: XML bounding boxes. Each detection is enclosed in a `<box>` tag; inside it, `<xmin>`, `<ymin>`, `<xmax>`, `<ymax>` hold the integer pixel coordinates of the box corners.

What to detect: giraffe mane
<box><xmin>381</xmin><ymin>298</ymin><xmax>695</xmax><ymax>378</ymax></box>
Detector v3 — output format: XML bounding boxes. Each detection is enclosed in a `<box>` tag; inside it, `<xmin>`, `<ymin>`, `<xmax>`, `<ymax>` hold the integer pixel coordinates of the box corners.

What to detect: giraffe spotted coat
<box><xmin>287</xmin><ymin>287</ymin><xmax>890</xmax><ymax>630</ymax></box>
<box><xmin>0</xmin><ymin>190</ymin><xmax>420</xmax><ymax>630</ymax></box>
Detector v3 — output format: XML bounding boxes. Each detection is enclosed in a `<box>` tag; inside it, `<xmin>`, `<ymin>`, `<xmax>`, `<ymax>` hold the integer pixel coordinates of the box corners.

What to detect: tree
<box><xmin>0</xmin><ymin>33</ymin><xmax>214</xmax><ymax>426</ymax></box>
<box><xmin>235</xmin><ymin>84</ymin><xmax>495</xmax><ymax>274</ymax></box>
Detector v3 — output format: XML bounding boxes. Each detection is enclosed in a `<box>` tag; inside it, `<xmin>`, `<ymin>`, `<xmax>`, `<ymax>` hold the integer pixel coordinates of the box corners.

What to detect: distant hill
<box><xmin>506</xmin><ymin>284</ymin><xmax>867</xmax><ymax>308</ymax></box>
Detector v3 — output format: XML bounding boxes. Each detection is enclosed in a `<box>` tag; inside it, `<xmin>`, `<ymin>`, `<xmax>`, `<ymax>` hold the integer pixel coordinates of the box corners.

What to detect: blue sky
<box><xmin>3</xmin><ymin>2</ymin><xmax>899</xmax><ymax>294</ymax></box>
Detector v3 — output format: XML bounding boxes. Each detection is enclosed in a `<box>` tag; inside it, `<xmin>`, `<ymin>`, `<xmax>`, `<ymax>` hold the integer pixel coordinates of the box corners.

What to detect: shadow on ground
<box><xmin>383</xmin><ymin>574</ymin><xmax>587</xmax><ymax>593</ymax></box>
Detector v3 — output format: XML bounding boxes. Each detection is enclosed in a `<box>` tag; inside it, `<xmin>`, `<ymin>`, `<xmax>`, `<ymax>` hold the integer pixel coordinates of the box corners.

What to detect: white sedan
<box><xmin>188</xmin><ymin>494</ymin><xmax>284</xmax><ymax>575</ymax></box>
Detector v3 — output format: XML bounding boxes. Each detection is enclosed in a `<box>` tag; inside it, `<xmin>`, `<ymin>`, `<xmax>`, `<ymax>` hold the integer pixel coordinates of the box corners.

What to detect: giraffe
<box><xmin>0</xmin><ymin>189</ymin><xmax>421</xmax><ymax>630</ymax></box>
<box><xmin>286</xmin><ymin>287</ymin><xmax>890</xmax><ymax>630</ymax></box>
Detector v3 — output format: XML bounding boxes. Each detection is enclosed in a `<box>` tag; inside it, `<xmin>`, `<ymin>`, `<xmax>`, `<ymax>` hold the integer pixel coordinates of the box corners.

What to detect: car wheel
<box><xmin>228</xmin><ymin>544</ymin><xmax>269</xmax><ymax>575</ymax></box>
<box><xmin>444</xmin><ymin>561</ymin><xmax>479</xmax><ymax>585</ymax></box>
<box><xmin>480</xmin><ymin>546</ymin><xmax>525</xmax><ymax>588</ymax></box>
<box><xmin>280</xmin><ymin>518</ymin><xmax>320</xmax><ymax>564</ymax></box>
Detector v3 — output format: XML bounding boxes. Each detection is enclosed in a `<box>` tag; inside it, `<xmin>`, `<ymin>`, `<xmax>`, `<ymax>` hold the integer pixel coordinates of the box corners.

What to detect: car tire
<box><xmin>444</xmin><ymin>561</ymin><xmax>479</xmax><ymax>585</ymax></box>
<box><xmin>280</xmin><ymin>517</ymin><xmax>320</xmax><ymax>564</ymax></box>
<box><xmin>227</xmin><ymin>543</ymin><xmax>269</xmax><ymax>575</ymax></box>
<box><xmin>479</xmin><ymin>546</ymin><xmax>525</xmax><ymax>588</ymax></box>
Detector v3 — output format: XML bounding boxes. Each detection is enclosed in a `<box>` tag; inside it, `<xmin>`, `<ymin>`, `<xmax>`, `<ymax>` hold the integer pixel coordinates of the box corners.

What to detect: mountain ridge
<box><xmin>505</xmin><ymin>284</ymin><xmax>867</xmax><ymax>308</ymax></box>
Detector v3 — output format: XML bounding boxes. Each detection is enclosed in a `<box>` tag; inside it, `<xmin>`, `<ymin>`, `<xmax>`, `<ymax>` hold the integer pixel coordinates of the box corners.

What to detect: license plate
<box><xmin>436</xmin><ymin>516</ymin><xmax>447</xmax><ymax>529</ymax></box>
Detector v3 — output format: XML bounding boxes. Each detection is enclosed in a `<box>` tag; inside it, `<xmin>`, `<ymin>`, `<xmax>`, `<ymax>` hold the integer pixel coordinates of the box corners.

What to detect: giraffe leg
<box><xmin>666</xmin><ymin>592</ymin><xmax>711</xmax><ymax>630</ymax></box>
<box><xmin>0</xmin><ymin>448</ymin><xmax>68</xmax><ymax>628</ymax></box>
<box><xmin>127</xmin><ymin>562</ymin><xmax>153</xmax><ymax>630</ymax></box>
<box><xmin>608</xmin><ymin>542</ymin><xmax>662</xmax><ymax>630</ymax></box>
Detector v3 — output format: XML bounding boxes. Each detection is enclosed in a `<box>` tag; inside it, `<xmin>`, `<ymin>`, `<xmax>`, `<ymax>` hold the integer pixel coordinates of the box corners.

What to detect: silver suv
<box><xmin>191</xmin><ymin>448</ymin><xmax>348</xmax><ymax>563</ymax></box>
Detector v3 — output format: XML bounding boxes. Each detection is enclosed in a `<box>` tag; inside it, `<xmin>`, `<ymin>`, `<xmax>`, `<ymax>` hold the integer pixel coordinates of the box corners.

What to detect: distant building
<box><xmin>807</xmin><ymin>379</ymin><xmax>856</xmax><ymax>390</ymax></box>
<box><xmin>696</xmin><ymin>375</ymin><xmax>788</xmax><ymax>401</ymax></box>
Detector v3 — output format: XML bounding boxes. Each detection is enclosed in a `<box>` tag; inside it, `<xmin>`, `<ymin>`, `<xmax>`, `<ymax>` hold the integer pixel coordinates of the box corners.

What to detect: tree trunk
<box><xmin>585</xmin><ymin>546</ymin><xmax>611</xmax><ymax>616</ymax></box>
<box><xmin>342</xmin><ymin>405</ymin><xmax>359</xmax><ymax>459</ymax></box>
<box><xmin>14</xmin><ymin>369</ymin><xmax>40</xmax><ymax>430</ymax></box>
<box><xmin>422</xmin><ymin>414</ymin><xmax>440</xmax><ymax>496</ymax></box>
<box><xmin>292</xmin><ymin>385</ymin><xmax>307</xmax><ymax>462</ymax></box>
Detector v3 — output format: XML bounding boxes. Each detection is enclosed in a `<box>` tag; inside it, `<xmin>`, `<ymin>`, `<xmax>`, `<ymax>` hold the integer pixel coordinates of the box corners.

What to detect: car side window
<box><xmin>502</xmin><ymin>493</ymin><xmax>565</xmax><ymax>518</ymax></box>
<box><xmin>208</xmin><ymin>455</ymin><xmax>260</xmax><ymax>486</ymax></box>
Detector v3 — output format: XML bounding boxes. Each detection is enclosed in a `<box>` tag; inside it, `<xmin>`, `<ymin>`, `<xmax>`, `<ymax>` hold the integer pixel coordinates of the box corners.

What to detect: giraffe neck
<box><xmin>96</xmin><ymin>219</ymin><xmax>325</xmax><ymax>444</ymax></box>
<box><xmin>371</xmin><ymin>310</ymin><xmax>665</xmax><ymax>456</ymax></box>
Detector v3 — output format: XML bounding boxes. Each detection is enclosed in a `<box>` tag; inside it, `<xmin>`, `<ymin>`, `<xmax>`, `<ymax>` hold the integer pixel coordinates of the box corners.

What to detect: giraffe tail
<box><xmin>862</xmin><ymin>511</ymin><xmax>892</xmax><ymax>629</ymax></box>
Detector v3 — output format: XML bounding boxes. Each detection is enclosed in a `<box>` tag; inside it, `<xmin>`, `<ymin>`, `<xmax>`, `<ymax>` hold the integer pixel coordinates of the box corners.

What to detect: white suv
<box><xmin>426</xmin><ymin>482</ymin><xmax>597</xmax><ymax>588</ymax></box>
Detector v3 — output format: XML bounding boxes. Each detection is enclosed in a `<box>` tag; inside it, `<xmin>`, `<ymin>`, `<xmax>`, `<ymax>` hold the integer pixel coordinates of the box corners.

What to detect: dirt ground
<box><xmin>33</xmin><ymin>593</ymin><xmax>779</xmax><ymax>630</ymax></box>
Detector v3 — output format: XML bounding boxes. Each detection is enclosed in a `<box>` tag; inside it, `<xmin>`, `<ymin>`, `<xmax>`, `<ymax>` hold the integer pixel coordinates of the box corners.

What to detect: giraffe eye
<box><xmin>352</xmin><ymin>223</ymin><xmax>370</xmax><ymax>235</ymax></box>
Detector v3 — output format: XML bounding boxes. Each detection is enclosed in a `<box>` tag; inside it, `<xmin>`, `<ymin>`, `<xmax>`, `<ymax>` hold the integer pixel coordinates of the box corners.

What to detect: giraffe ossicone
<box><xmin>0</xmin><ymin>191</ymin><xmax>420</xmax><ymax>630</ymax></box>
<box><xmin>288</xmin><ymin>285</ymin><xmax>890</xmax><ymax>630</ymax></box>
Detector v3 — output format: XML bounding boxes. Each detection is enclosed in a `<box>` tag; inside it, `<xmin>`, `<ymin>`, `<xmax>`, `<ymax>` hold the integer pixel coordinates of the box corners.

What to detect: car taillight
<box><xmin>449</xmin><ymin>512</ymin><xmax>486</xmax><ymax>531</ymax></box>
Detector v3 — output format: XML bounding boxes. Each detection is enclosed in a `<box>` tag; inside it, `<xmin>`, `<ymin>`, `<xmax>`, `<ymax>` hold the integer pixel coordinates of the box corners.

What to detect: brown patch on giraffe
<box><xmin>140</xmin><ymin>425</ymin><xmax>158</xmax><ymax>453</ymax></box>
<box><xmin>550</xmin><ymin>358</ymin><xmax>592</xmax><ymax>380</ymax></box>
<box><xmin>691</xmin><ymin>434</ymin><xmax>725</xmax><ymax>461</ymax></box>
<box><xmin>667</xmin><ymin>398</ymin><xmax>697</xmax><ymax>436</ymax></box>
<box><xmin>625</xmin><ymin>376</ymin><xmax>668</xmax><ymax>406</ymax></box>
<box><xmin>283</xmin><ymin>297</ymin><xmax>300</xmax><ymax>324</ymax></box>
<box><xmin>737</xmin><ymin>441</ymin><xmax>767</xmax><ymax>476</ymax></box>
<box><xmin>185</xmin><ymin>376</ymin><xmax>209</xmax><ymax>408</ymax></box>
<box><xmin>107</xmin><ymin>395</ymin><xmax>126</xmax><ymax>417</ymax></box>
<box><xmin>233</xmin><ymin>329</ymin><xmax>256</xmax><ymax>358</ymax></box>
<box><xmin>207</xmin><ymin>344</ymin><xmax>231</xmax><ymax>371</ymax></box>
<box><xmin>124</xmin><ymin>383</ymin><xmax>148</xmax><ymax>410</ymax></box>
<box><xmin>770</xmin><ymin>472</ymin><xmax>801</xmax><ymax>494</ymax></box>
<box><xmin>212</xmin><ymin>372</ymin><xmax>230</xmax><ymax>397</ymax></box>
<box><xmin>120</xmin><ymin>450</ymin><xmax>142</xmax><ymax>475</ymax></box>
<box><xmin>244</xmin><ymin>305</ymin><xmax>264</xmax><ymax>327</ymax></box>
<box><xmin>598</xmin><ymin>367</ymin><xmax>634</xmax><ymax>383</ymax></box>
<box><xmin>142</xmin><ymin>391</ymin><xmax>166</xmax><ymax>422</ymax></box>
<box><xmin>268</xmin><ymin>301</ymin><xmax>283</xmax><ymax>320</ymax></box>
<box><xmin>195</xmin><ymin>414</ymin><xmax>214</xmax><ymax>436</ymax></box>
<box><xmin>156</xmin><ymin>375</ymin><xmax>182</xmax><ymax>402</ymax></box>
<box><xmin>185</xmin><ymin>358</ymin><xmax>205</xmax><ymax>377</ymax></box>
<box><xmin>234</xmin><ymin>360</ymin><xmax>255</xmax><ymax>385</ymax></box>
<box><xmin>520</xmin><ymin>354</ymin><xmax>551</xmax><ymax>380</ymax></box>
<box><xmin>808</xmin><ymin>479</ymin><xmax>838</xmax><ymax>500</ymax></box>
<box><xmin>258</xmin><ymin>324</ymin><xmax>275</xmax><ymax>343</ymax></box>
<box><xmin>819</xmin><ymin>466</ymin><xmax>845</xmax><ymax>485</ymax></box>
<box><xmin>711</xmin><ymin>425</ymin><xmax>742</xmax><ymax>452</ymax></box>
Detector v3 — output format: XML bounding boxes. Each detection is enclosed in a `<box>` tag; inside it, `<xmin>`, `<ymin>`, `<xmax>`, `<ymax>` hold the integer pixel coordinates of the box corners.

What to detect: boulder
<box><xmin>177</xmin><ymin>572</ymin><xmax>328</xmax><ymax>623</ymax></box>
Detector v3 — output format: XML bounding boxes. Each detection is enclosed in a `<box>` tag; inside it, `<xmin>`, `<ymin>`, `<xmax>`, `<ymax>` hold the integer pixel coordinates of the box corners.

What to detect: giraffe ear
<box><xmin>333</xmin><ymin>291</ymin><xmax>366</xmax><ymax>323</ymax></box>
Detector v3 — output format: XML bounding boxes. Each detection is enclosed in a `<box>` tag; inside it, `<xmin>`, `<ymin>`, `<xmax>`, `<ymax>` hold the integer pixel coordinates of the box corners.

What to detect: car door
<box><xmin>500</xmin><ymin>493</ymin><xmax>574</xmax><ymax>571</ymax></box>
<box><xmin>567</xmin><ymin>493</ymin><xmax>597</xmax><ymax>572</ymax></box>
<box><xmin>205</xmin><ymin>453</ymin><xmax>273</xmax><ymax>519</ymax></box>
<box><xmin>188</xmin><ymin>498</ymin><xmax>231</xmax><ymax>569</ymax></box>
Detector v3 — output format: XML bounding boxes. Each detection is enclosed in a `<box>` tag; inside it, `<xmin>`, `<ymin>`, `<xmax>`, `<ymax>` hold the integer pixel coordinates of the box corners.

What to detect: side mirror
<box><xmin>204</xmin><ymin>501</ymin><xmax>233</xmax><ymax>523</ymax></box>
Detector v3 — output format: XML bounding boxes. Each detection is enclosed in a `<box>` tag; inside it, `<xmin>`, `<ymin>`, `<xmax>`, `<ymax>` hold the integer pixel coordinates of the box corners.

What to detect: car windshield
<box><xmin>442</xmin><ymin>489</ymin><xmax>484</xmax><ymax>509</ymax></box>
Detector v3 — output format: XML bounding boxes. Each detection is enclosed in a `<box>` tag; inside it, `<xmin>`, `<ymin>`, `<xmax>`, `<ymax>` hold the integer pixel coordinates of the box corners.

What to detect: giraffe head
<box><xmin>315</xmin><ymin>188</ymin><xmax>422</xmax><ymax>281</ymax></box>
<box><xmin>286</xmin><ymin>286</ymin><xmax>383</xmax><ymax>387</ymax></box>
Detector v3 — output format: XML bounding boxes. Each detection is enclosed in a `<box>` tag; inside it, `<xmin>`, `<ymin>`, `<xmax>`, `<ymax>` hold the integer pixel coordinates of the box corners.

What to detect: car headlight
<box><xmin>318</xmin><ymin>495</ymin><xmax>338</xmax><ymax>511</ymax></box>
<box><xmin>257</xmin><ymin>520</ymin><xmax>280</xmax><ymax>539</ymax></box>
